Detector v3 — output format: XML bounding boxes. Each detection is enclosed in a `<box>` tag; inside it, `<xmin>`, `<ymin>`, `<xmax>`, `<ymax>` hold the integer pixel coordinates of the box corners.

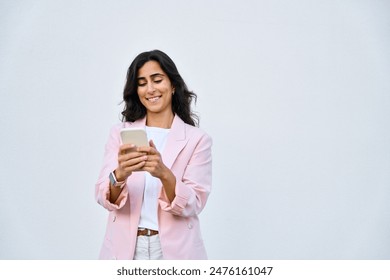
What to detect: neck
<box><xmin>146</xmin><ymin>111</ymin><xmax>174</xmax><ymax>128</ymax></box>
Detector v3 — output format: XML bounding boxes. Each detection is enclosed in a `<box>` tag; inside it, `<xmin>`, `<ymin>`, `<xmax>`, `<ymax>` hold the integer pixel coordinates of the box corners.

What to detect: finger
<box><xmin>142</xmin><ymin>160</ymin><xmax>156</xmax><ymax>167</ymax></box>
<box><xmin>119</xmin><ymin>144</ymin><xmax>136</xmax><ymax>155</ymax></box>
<box><xmin>149</xmin><ymin>139</ymin><xmax>156</xmax><ymax>149</ymax></box>
<box><xmin>118</xmin><ymin>153</ymin><xmax>143</xmax><ymax>164</ymax></box>
<box><xmin>120</xmin><ymin>155</ymin><xmax>148</xmax><ymax>169</ymax></box>
<box><xmin>137</xmin><ymin>146</ymin><xmax>155</xmax><ymax>154</ymax></box>
<box><xmin>144</xmin><ymin>154</ymin><xmax>161</xmax><ymax>163</ymax></box>
<box><xmin>126</xmin><ymin>160</ymin><xmax>147</xmax><ymax>172</ymax></box>
<box><xmin>138</xmin><ymin>144</ymin><xmax>161</xmax><ymax>156</ymax></box>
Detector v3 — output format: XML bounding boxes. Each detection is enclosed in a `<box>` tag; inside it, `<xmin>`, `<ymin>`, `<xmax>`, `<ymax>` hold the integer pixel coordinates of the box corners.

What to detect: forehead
<box><xmin>137</xmin><ymin>60</ymin><xmax>165</xmax><ymax>78</ymax></box>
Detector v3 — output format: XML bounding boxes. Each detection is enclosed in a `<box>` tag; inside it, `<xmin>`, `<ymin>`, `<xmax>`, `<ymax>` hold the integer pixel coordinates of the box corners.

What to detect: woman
<box><xmin>95</xmin><ymin>50</ymin><xmax>212</xmax><ymax>260</ymax></box>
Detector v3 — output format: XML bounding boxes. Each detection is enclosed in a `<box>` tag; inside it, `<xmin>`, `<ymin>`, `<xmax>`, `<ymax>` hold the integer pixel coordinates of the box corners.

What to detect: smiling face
<box><xmin>137</xmin><ymin>60</ymin><xmax>175</xmax><ymax>125</ymax></box>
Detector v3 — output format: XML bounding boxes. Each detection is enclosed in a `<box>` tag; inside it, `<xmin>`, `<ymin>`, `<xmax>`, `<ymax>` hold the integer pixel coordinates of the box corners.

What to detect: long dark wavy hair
<box><xmin>121</xmin><ymin>50</ymin><xmax>198</xmax><ymax>126</ymax></box>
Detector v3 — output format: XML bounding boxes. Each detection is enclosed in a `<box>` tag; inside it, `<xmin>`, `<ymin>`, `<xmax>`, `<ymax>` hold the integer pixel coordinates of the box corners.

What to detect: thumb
<box><xmin>149</xmin><ymin>139</ymin><xmax>156</xmax><ymax>148</ymax></box>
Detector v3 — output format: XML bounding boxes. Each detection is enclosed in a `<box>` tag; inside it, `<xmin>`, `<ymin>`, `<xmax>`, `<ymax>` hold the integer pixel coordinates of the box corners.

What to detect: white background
<box><xmin>0</xmin><ymin>0</ymin><xmax>389</xmax><ymax>259</ymax></box>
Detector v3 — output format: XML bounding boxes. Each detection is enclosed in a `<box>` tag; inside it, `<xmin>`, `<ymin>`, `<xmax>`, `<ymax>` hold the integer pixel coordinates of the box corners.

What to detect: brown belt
<box><xmin>137</xmin><ymin>228</ymin><xmax>159</xmax><ymax>236</ymax></box>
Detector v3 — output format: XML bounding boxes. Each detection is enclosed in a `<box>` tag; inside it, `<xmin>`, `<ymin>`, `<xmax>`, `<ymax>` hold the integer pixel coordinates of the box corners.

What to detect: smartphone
<box><xmin>120</xmin><ymin>127</ymin><xmax>149</xmax><ymax>147</ymax></box>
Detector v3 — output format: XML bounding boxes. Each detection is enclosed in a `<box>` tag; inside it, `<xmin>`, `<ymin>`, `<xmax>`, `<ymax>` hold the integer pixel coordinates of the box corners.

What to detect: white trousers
<box><xmin>133</xmin><ymin>234</ymin><xmax>164</xmax><ymax>260</ymax></box>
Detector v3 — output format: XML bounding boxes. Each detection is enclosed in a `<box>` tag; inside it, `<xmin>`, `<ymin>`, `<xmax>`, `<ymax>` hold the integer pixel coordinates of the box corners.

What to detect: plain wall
<box><xmin>1</xmin><ymin>0</ymin><xmax>389</xmax><ymax>259</ymax></box>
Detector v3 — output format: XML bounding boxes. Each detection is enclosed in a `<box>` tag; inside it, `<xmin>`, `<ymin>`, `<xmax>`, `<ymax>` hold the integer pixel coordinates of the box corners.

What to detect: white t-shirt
<box><xmin>138</xmin><ymin>126</ymin><xmax>170</xmax><ymax>231</ymax></box>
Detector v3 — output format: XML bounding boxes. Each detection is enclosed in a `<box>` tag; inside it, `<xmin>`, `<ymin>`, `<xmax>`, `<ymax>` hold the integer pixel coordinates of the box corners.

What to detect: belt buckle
<box><xmin>146</xmin><ymin>229</ymin><xmax>151</xmax><ymax>236</ymax></box>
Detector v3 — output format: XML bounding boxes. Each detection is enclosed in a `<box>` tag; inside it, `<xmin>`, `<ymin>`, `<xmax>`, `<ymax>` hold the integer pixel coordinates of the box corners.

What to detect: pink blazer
<box><xmin>95</xmin><ymin>115</ymin><xmax>212</xmax><ymax>259</ymax></box>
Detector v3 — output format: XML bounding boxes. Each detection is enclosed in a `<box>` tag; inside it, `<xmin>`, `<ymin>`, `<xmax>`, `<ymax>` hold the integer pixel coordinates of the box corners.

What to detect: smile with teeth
<box><xmin>147</xmin><ymin>96</ymin><xmax>161</xmax><ymax>103</ymax></box>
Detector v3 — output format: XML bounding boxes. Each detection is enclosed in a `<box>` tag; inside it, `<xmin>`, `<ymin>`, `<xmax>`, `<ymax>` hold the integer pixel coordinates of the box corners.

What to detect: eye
<box><xmin>154</xmin><ymin>79</ymin><xmax>162</xmax><ymax>84</ymax></box>
<box><xmin>137</xmin><ymin>82</ymin><xmax>147</xmax><ymax>87</ymax></box>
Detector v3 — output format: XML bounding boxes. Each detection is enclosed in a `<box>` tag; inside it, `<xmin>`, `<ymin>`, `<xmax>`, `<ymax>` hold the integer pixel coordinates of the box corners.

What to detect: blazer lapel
<box><xmin>162</xmin><ymin>115</ymin><xmax>189</xmax><ymax>169</ymax></box>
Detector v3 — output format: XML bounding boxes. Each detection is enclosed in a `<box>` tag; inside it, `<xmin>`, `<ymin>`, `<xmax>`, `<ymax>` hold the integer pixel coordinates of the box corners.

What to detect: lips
<box><xmin>146</xmin><ymin>96</ymin><xmax>161</xmax><ymax>103</ymax></box>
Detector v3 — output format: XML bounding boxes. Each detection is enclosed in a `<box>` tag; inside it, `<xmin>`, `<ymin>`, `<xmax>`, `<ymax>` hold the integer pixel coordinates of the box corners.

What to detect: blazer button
<box><xmin>188</xmin><ymin>223</ymin><xmax>193</xmax><ymax>229</ymax></box>
<box><xmin>112</xmin><ymin>216</ymin><xmax>116</xmax><ymax>222</ymax></box>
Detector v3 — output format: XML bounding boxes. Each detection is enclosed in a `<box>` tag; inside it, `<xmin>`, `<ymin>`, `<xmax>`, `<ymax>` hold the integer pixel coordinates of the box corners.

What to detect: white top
<box><xmin>138</xmin><ymin>126</ymin><xmax>170</xmax><ymax>231</ymax></box>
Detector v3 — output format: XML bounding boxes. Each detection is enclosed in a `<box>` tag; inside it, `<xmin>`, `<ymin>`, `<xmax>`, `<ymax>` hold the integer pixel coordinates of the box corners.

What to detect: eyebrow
<box><xmin>137</xmin><ymin>73</ymin><xmax>165</xmax><ymax>80</ymax></box>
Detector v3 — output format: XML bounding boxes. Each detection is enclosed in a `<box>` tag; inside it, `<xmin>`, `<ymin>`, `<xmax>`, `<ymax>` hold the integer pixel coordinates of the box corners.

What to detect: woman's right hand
<box><xmin>114</xmin><ymin>144</ymin><xmax>148</xmax><ymax>181</ymax></box>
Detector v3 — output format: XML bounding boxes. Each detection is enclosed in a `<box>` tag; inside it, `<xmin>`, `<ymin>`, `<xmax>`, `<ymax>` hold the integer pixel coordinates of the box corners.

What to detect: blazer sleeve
<box><xmin>95</xmin><ymin>124</ymin><xmax>129</xmax><ymax>211</ymax></box>
<box><xmin>159</xmin><ymin>132</ymin><xmax>212</xmax><ymax>217</ymax></box>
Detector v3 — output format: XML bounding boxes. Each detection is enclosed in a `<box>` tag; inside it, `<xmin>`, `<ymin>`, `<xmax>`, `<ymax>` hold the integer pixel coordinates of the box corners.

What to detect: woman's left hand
<box><xmin>138</xmin><ymin>140</ymin><xmax>169</xmax><ymax>179</ymax></box>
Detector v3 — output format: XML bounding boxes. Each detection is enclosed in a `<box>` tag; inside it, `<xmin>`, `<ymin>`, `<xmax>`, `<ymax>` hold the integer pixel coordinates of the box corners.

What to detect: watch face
<box><xmin>109</xmin><ymin>172</ymin><xmax>116</xmax><ymax>185</ymax></box>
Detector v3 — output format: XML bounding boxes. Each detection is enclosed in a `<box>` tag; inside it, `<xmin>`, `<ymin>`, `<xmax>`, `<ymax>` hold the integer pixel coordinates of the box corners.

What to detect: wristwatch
<box><xmin>109</xmin><ymin>171</ymin><xmax>125</xmax><ymax>188</ymax></box>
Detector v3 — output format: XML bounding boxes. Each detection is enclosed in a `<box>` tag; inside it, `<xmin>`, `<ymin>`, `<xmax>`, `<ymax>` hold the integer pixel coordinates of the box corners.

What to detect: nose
<box><xmin>146</xmin><ymin>82</ymin><xmax>155</xmax><ymax>94</ymax></box>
